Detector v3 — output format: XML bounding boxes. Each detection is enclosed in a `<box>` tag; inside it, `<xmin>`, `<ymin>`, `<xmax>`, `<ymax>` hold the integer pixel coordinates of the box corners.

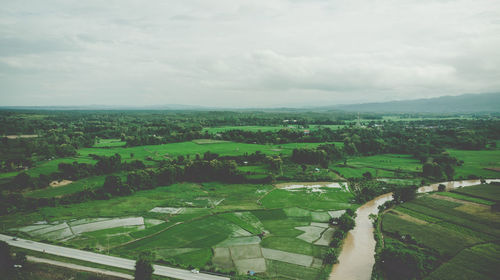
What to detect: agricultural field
<box><xmin>25</xmin><ymin>173</ymin><xmax>127</xmax><ymax>198</ymax></box>
<box><xmin>0</xmin><ymin>140</ymin><xmax>333</xmax><ymax>181</ymax></box>
<box><xmin>379</xmin><ymin>183</ymin><xmax>500</xmax><ymax>279</ymax></box>
<box><xmin>2</xmin><ymin>110</ymin><xmax>500</xmax><ymax>279</ymax></box>
<box><xmin>78</xmin><ymin>140</ymin><xmax>329</xmax><ymax>162</ymax></box>
<box><xmin>330</xmin><ymin>154</ymin><xmax>422</xmax><ymax>179</ymax></box>
<box><xmin>202</xmin><ymin>125</ymin><xmax>345</xmax><ymax>134</ymax></box>
<box><xmin>447</xmin><ymin>148</ymin><xmax>500</xmax><ymax>179</ymax></box>
<box><xmin>93</xmin><ymin>138</ymin><xmax>126</xmax><ymax>148</ymax></box>
<box><xmin>2</xmin><ymin>181</ymin><xmax>354</xmax><ymax>279</ymax></box>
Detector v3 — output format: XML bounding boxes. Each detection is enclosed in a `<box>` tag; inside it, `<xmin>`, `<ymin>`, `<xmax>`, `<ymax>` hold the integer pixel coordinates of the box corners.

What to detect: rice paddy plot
<box><xmin>219</xmin><ymin>213</ymin><xmax>261</xmax><ymax>235</ymax></box>
<box><xmin>447</xmin><ymin>148</ymin><xmax>500</xmax><ymax>179</ymax></box>
<box><xmin>212</xmin><ymin>247</ymin><xmax>234</xmax><ymax>270</ymax></box>
<box><xmin>217</xmin><ymin>236</ymin><xmax>261</xmax><ymax>247</ymax></box>
<box><xmin>14</xmin><ymin>217</ymin><xmax>145</xmax><ymax>241</ymax></box>
<box><xmin>314</xmin><ymin>227</ymin><xmax>335</xmax><ymax>246</ymax></box>
<box><xmin>311</xmin><ymin>212</ymin><xmax>331</xmax><ymax>222</ymax></box>
<box><xmin>425</xmin><ymin>243</ymin><xmax>500</xmax><ymax>280</ymax></box>
<box><xmin>230</xmin><ymin>244</ymin><xmax>263</xmax><ymax>260</ymax></box>
<box><xmin>328</xmin><ymin>210</ymin><xmax>346</xmax><ymax>219</ymax></box>
<box><xmin>26</xmin><ymin>173</ymin><xmax>126</xmax><ymax>198</ymax></box>
<box><xmin>261</xmin><ymin>189</ymin><xmax>354</xmax><ymax>211</ymax></box>
<box><xmin>234</xmin><ymin>258</ymin><xmax>267</xmax><ymax>274</ymax></box>
<box><xmin>93</xmin><ymin>138</ymin><xmax>126</xmax><ymax>147</ymax></box>
<box><xmin>71</xmin><ymin>217</ymin><xmax>144</xmax><ymax>235</ymax></box>
<box><xmin>266</xmin><ymin>259</ymin><xmax>323</xmax><ymax>280</ymax></box>
<box><xmin>149</xmin><ymin>207</ymin><xmax>184</xmax><ymax>214</ymax></box>
<box><xmin>295</xmin><ymin>225</ymin><xmax>326</xmax><ymax>243</ymax></box>
<box><xmin>261</xmin><ymin>248</ymin><xmax>314</xmax><ymax>267</ymax></box>
<box><xmin>452</xmin><ymin>183</ymin><xmax>500</xmax><ymax>202</ymax></box>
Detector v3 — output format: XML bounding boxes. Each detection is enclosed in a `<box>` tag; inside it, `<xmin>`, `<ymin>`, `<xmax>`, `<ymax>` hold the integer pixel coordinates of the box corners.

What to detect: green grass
<box><xmin>400</xmin><ymin>197</ymin><xmax>500</xmax><ymax>237</ymax></box>
<box><xmin>0</xmin><ymin>183</ymin><xmax>210</xmax><ymax>229</ymax></box>
<box><xmin>265</xmin><ymin>259</ymin><xmax>323</xmax><ymax>280</ymax></box>
<box><xmin>219</xmin><ymin>212</ymin><xmax>261</xmax><ymax>235</ymax></box>
<box><xmin>435</xmin><ymin>192</ymin><xmax>495</xmax><ymax>205</ymax></box>
<box><xmin>452</xmin><ymin>184</ymin><xmax>500</xmax><ymax>202</ymax></box>
<box><xmin>425</xmin><ymin>243</ymin><xmax>500</xmax><ymax>280</ymax></box>
<box><xmin>331</xmin><ymin>154</ymin><xmax>422</xmax><ymax>179</ymax></box>
<box><xmin>381</xmin><ymin>184</ymin><xmax>500</xmax><ymax>278</ymax></box>
<box><xmin>78</xmin><ymin>141</ymin><xmax>332</xmax><ymax>163</ymax></box>
<box><xmin>382</xmin><ymin>212</ymin><xmax>483</xmax><ymax>256</ymax></box>
<box><xmin>202</xmin><ymin>125</ymin><xmax>345</xmax><ymax>134</ymax></box>
<box><xmin>113</xmin><ymin>215</ymin><xmax>233</xmax><ymax>261</ymax></box>
<box><xmin>171</xmin><ymin>248</ymin><xmax>213</xmax><ymax>268</ymax></box>
<box><xmin>93</xmin><ymin>138</ymin><xmax>126</xmax><ymax>147</ymax></box>
<box><xmin>260</xmin><ymin>189</ymin><xmax>354</xmax><ymax>211</ymax></box>
<box><xmin>25</xmin><ymin>173</ymin><xmax>127</xmax><ymax>198</ymax></box>
<box><xmin>27</xmin><ymin>157</ymin><xmax>97</xmax><ymax>177</ymax></box>
<box><xmin>203</xmin><ymin>126</ymin><xmax>287</xmax><ymax>133</ymax></box>
<box><xmin>447</xmin><ymin>148</ymin><xmax>500</xmax><ymax>179</ymax></box>
<box><xmin>0</xmin><ymin>170</ymin><xmax>18</xmax><ymax>179</ymax></box>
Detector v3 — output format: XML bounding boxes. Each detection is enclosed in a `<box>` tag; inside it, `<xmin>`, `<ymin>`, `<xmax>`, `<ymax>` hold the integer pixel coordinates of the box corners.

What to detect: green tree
<box><xmin>324</xmin><ymin>248</ymin><xmax>338</xmax><ymax>264</ymax></box>
<box><xmin>0</xmin><ymin>241</ymin><xmax>12</xmax><ymax>274</ymax></box>
<box><xmin>134</xmin><ymin>252</ymin><xmax>154</xmax><ymax>280</ymax></box>
<box><xmin>393</xmin><ymin>186</ymin><xmax>417</xmax><ymax>204</ymax></box>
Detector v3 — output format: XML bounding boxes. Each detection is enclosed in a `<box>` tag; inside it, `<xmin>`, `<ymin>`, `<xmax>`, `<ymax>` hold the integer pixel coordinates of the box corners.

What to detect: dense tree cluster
<box><xmin>325</xmin><ymin>209</ymin><xmax>357</xmax><ymax>264</ymax></box>
<box><xmin>291</xmin><ymin>143</ymin><xmax>343</xmax><ymax>167</ymax></box>
<box><xmin>0</xmin><ymin>241</ymin><xmax>27</xmax><ymax>277</ymax></box>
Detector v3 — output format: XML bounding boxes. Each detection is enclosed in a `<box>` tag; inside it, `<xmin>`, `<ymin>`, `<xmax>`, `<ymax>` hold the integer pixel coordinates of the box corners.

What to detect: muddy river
<box><xmin>329</xmin><ymin>179</ymin><xmax>499</xmax><ymax>280</ymax></box>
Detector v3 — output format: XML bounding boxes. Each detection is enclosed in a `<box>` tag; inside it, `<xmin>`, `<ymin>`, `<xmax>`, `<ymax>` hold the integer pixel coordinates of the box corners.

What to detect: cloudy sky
<box><xmin>1</xmin><ymin>0</ymin><xmax>499</xmax><ymax>107</ymax></box>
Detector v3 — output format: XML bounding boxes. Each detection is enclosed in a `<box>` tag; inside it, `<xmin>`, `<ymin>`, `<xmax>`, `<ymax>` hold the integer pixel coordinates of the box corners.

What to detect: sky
<box><xmin>1</xmin><ymin>0</ymin><xmax>499</xmax><ymax>108</ymax></box>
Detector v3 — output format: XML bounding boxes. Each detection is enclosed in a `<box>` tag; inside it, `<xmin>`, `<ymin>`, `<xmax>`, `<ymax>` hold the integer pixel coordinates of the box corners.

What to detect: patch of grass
<box><xmin>382</xmin><ymin>212</ymin><xmax>482</xmax><ymax>256</ymax></box>
<box><xmin>265</xmin><ymin>259</ymin><xmax>323</xmax><ymax>280</ymax></box>
<box><xmin>331</xmin><ymin>154</ymin><xmax>421</xmax><ymax>179</ymax></box>
<box><xmin>381</xmin><ymin>183</ymin><xmax>500</xmax><ymax>279</ymax></box>
<box><xmin>172</xmin><ymin>248</ymin><xmax>213</xmax><ymax>268</ymax></box>
<box><xmin>447</xmin><ymin>148</ymin><xmax>500</xmax><ymax>179</ymax></box>
<box><xmin>93</xmin><ymin>138</ymin><xmax>126</xmax><ymax>148</ymax></box>
<box><xmin>401</xmin><ymin>196</ymin><xmax>500</xmax><ymax>236</ymax></box>
<box><xmin>219</xmin><ymin>212</ymin><xmax>261</xmax><ymax>235</ymax></box>
<box><xmin>261</xmin><ymin>236</ymin><xmax>315</xmax><ymax>257</ymax></box>
<box><xmin>261</xmin><ymin>189</ymin><xmax>354</xmax><ymax>211</ymax></box>
<box><xmin>113</xmin><ymin>216</ymin><xmax>233</xmax><ymax>258</ymax></box>
<box><xmin>78</xmin><ymin>140</ymin><xmax>319</xmax><ymax>163</ymax></box>
<box><xmin>26</xmin><ymin>173</ymin><xmax>127</xmax><ymax>198</ymax></box>
<box><xmin>426</xmin><ymin>243</ymin><xmax>500</xmax><ymax>280</ymax></box>
<box><xmin>0</xmin><ymin>183</ymin><xmax>210</xmax><ymax>229</ymax></box>
<box><xmin>203</xmin><ymin>125</ymin><xmax>345</xmax><ymax>134</ymax></box>
<box><xmin>452</xmin><ymin>183</ymin><xmax>500</xmax><ymax>202</ymax></box>
<box><xmin>15</xmin><ymin>262</ymin><xmax>125</xmax><ymax>280</ymax></box>
<box><xmin>435</xmin><ymin>192</ymin><xmax>495</xmax><ymax>205</ymax></box>
<box><xmin>25</xmin><ymin>157</ymin><xmax>97</xmax><ymax>178</ymax></box>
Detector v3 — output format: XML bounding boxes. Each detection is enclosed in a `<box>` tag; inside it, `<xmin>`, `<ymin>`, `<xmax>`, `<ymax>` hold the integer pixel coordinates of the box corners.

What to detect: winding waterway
<box><xmin>329</xmin><ymin>179</ymin><xmax>500</xmax><ymax>280</ymax></box>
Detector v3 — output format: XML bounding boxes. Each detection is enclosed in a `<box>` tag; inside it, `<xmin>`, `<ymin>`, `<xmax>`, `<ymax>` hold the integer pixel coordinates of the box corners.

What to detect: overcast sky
<box><xmin>1</xmin><ymin>0</ymin><xmax>499</xmax><ymax>107</ymax></box>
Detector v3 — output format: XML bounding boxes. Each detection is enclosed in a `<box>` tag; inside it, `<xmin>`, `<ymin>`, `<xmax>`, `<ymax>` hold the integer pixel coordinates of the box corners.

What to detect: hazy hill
<box><xmin>334</xmin><ymin>93</ymin><xmax>500</xmax><ymax>113</ymax></box>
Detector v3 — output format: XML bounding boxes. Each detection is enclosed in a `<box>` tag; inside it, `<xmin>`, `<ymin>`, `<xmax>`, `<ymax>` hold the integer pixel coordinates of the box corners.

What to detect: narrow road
<box><xmin>27</xmin><ymin>256</ymin><xmax>133</xmax><ymax>279</ymax></box>
<box><xmin>0</xmin><ymin>234</ymin><xmax>229</xmax><ymax>280</ymax></box>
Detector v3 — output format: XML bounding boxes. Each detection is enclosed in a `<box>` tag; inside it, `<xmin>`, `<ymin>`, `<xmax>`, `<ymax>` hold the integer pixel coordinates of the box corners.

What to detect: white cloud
<box><xmin>0</xmin><ymin>0</ymin><xmax>499</xmax><ymax>107</ymax></box>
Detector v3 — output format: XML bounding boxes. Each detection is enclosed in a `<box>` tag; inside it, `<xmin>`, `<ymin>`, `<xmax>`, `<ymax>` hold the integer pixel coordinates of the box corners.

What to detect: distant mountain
<box><xmin>0</xmin><ymin>104</ymin><xmax>209</xmax><ymax>111</ymax></box>
<box><xmin>1</xmin><ymin>93</ymin><xmax>499</xmax><ymax>113</ymax></box>
<box><xmin>333</xmin><ymin>93</ymin><xmax>500</xmax><ymax>113</ymax></box>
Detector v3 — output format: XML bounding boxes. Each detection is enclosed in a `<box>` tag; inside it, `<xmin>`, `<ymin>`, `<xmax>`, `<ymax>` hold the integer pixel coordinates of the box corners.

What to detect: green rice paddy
<box><xmin>380</xmin><ymin>183</ymin><xmax>500</xmax><ymax>279</ymax></box>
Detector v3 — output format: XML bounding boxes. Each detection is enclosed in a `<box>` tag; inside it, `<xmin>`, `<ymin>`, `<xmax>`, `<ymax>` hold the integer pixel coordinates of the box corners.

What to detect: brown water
<box><xmin>329</xmin><ymin>179</ymin><xmax>500</xmax><ymax>280</ymax></box>
<box><xmin>329</xmin><ymin>193</ymin><xmax>392</xmax><ymax>280</ymax></box>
